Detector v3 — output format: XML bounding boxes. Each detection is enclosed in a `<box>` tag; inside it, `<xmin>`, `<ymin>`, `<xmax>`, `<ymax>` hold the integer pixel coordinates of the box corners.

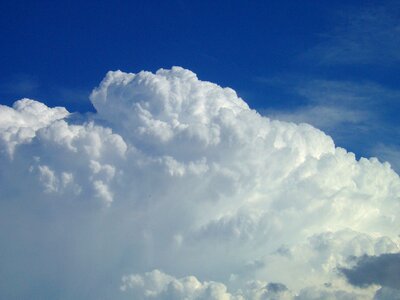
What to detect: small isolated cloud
<box><xmin>1</xmin><ymin>67</ymin><xmax>400</xmax><ymax>299</ymax></box>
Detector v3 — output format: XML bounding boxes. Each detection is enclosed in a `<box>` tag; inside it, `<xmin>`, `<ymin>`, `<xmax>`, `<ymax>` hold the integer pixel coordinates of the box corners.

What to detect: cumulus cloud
<box><xmin>120</xmin><ymin>269</ymin><xmax>296</xmax><ymax>300</ymax></box>
<box><xmin>0</xmin><ymin>67</ymin><xmax>399</xmax><ymax>299</ymax></box>
<box><xmin>120</xmin><ymin>270</ymin><xmax>240</xmax><ymax>300</ymax></box>
<box><xmin>0</xmin><ymin>98</ymin><xmax>69</xmax><ymax>156</ymax></box>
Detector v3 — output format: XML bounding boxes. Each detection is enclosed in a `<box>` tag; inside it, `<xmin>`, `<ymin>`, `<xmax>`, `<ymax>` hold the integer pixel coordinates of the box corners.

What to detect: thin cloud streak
<box><xmin>304</xmin><ymin>4</ymin><xmax>400</xmax><ymax>65</ymax></box>
<box><xmin>259</xmin><ymin>78</ymin><xmax>400</xmax><ymax>171</ymax></box>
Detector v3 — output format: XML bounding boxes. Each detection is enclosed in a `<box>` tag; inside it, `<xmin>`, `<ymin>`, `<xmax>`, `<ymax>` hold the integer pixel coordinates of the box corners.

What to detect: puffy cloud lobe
<box><xmin>120</xmin><ymin>270</ymin><xmax>297</xmax><ymax>300</ymax></box>
<box><xmin>120</xmin><ymin>270</ymin><xmax>239</xmax><ymax>300</ymax></box>
<box><xmin>90</xmin><ymin>68</ymin><xmax>249</xmax><ymax>149</ymax></box>
<box><xmin>0</xmin><ymin>67</ymin><xmax>400</xmax><ymax>299</ymax></box>
<box><xmin>0</xmin><ymin>98</ymin><xmax>68</xmax><ymax>156</ymax></box>
<box><xmin>120</xmin><ymin>270</ymin><xmax>372</xmax><ymax>300</ymax></box>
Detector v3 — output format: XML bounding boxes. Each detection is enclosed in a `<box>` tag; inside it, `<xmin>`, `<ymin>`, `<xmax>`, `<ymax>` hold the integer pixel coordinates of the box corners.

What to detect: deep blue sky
<box><xmin>1</xmin><ymin>0</ymin><xmax>399</xmax><ymax>169</ymax></box>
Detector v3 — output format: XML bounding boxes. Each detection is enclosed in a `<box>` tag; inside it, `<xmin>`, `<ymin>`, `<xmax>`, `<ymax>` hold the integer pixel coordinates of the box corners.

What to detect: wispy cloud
<box><xmin>305</xmin><ymin>4</ymin><xmax>400</xmax><ymax>65</ymax></box>
<box><xmin>0</xmin><ymin>74</ymin><xmax>40</xmax><ymax>97</ymax></box>
<box><xmin>259</xmin><ymin>2</ymin><xmax>400</xmax><ymax>171</ymax></box>
<box><xmin>263</xmin><ymin>79</ymin><xmax>399</xmax><ymax>128</ymax></box>
<box><xmin>52</xmin><ymin>86</ymin><xmax>92</xmax><ymax>111</ymax></box>
<box><xmin>372</xmin><ymin>144</ymin><xmax>400</xmax><ymax>173</ymax></box>
<box><xmin>266</xmin><ymin>105</ymin><xmax>369</xmax><ymax>131</ymax></box>
<box><xmin>0</xmin><ymin>75</ymin><xmax>92</xmax><ymax>113</ymax></box>
<box><xmin>260</xmin><ymin>77</ymin><xmax>400</xmax><ymax>170</ymax></box>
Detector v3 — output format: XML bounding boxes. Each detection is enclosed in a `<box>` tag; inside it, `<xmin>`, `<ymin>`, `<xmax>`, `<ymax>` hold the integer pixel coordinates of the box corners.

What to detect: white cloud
<box><xmin>0</xmin><ymin>98</ymin><xmax>68</xmax><ymax>156</ymax></box>
<box><xmin>120</xmin><ymin>269</ymin><xmax>373</xmax><ymax>300</ymax></box>
<box><xmin>120</xmin><ymin>270</ymin><xmax>240</xmax><ymax>300</ymax></box>
<box><xmin>0</xmin><ymin>67</ymin><xmax>399</xmax><ymax>299</ymax></box>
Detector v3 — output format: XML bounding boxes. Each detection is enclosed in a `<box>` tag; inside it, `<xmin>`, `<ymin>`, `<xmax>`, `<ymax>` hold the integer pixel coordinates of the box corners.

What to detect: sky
<box><xmin>1</xmin><ymin>0</ymin><xmax>400</xmax><ymax>166</ymax></box>
<box><xmin>1</xmin><ymin>1</ymin><xmax>400</xmax><ymax>299</ymax></box>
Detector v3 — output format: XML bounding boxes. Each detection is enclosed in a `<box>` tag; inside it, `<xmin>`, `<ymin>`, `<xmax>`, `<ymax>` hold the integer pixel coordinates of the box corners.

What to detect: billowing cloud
<box><xmin>120</xmin><ymin>270</ymin><xmax>240</xmax><ymax>300</ymax></box>
<box><xmin>0</xmin><ymin>67</ymin><xmax>399</xmax><ymax>299</ymax></box>
<box><xmin>0</xmin><ymin>98</ymin><xmax>69</xmax><ymax>156</ymax></box>
<box><xmin>120</xmin><ymin>269</ymin><xmax>295</xmax><ymax>300</ymax></box>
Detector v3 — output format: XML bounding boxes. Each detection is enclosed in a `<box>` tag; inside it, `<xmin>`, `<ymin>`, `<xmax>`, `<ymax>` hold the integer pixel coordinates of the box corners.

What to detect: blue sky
<box><xmin>2</xmin><ymin>1</ymin><xmax>399</xmax><ymax>169</ymax></box>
